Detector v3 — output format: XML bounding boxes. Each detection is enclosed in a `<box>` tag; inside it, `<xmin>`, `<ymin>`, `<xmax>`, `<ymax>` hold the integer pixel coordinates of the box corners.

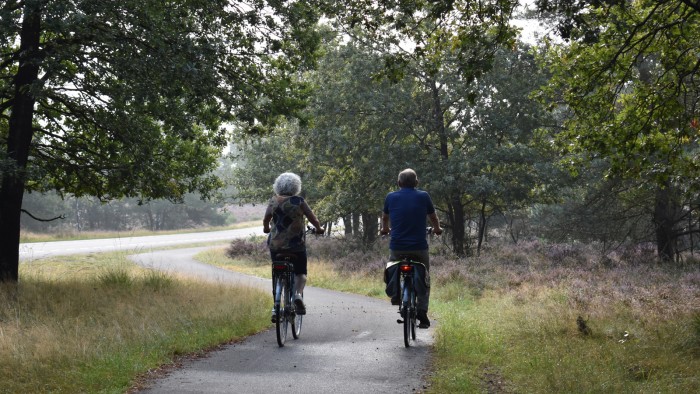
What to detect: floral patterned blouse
<box><xmin>265</xmin><ymin>195</ymin><xmax>312</xmax><ymax>252</ymax></box>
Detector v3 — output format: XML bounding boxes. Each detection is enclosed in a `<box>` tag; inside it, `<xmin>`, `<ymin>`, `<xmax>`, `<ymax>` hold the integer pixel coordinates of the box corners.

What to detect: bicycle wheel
<box><xmin>275</xmin><ymin>276</ymin><xmax>288</xmax><ymax>347</ymax></box>
<box><xmin>410</xmin><ymin>289</ymin><xmax>417</xmax><ymax>340</ymax></box>
<box><xmin>291</xmin><ymin>291</ymin><xmax>303</xmax><ymax>339</ymax></box>
<box><xmin>403</xmin><ymin>280</ymin><xmax>412</xmax><ymax>347</ymax></box>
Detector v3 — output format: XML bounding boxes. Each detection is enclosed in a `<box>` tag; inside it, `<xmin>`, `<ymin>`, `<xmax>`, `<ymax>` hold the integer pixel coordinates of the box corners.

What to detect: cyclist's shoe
<box><xmin>417</xmin><ymin>310</ymin><xmax>430</xmax><ymax>329</ymax></box>
<box><xmin>294</xmin><ymin>295</ymin><xmax>306</xmax><ymax>315</ymax></box>
<box><xmin>390</xmin><ymin>295</ymin><xmax>400</xmax><ymax>305</ymax></box>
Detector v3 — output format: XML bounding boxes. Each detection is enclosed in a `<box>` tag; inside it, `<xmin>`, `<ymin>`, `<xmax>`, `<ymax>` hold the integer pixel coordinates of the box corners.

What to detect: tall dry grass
<box><xmin>1</xmin><ymin>253</ymin><xmax>269</xmax><ymax>393</ymax></box>
<box><xmin>217</xmin><ymin>235</ymin><xmax>700</xmax><ymax>393</ymax></box>
<box><xmin>428</xmin><ymin>241</ymin><xmax>700</xmax><ymax>393</ymax></box>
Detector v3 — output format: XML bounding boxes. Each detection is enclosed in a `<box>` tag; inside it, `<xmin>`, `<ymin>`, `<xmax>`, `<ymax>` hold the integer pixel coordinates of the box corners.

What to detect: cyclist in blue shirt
<box><xmin>380</xmin><ymin>168</ymin><xmax>442</xmax><ymax>328</ymax></box>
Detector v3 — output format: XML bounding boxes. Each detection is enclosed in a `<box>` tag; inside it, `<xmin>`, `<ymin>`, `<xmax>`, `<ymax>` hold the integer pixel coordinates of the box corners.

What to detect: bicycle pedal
<box><xmin>397</xmin><ymin>319</ymin><xmax>404</xmax><ymax>324</ymax></box>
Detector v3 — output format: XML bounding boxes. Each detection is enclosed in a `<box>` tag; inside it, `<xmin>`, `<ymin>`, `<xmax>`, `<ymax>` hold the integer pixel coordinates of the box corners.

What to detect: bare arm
<box><xmin>263</xmin><ymin>211</ymin><xmax>272</xmax><ymax>233</ymax></box>
<box><xmin>263</xmin><ymin>202</ymin><xmax>273</xmax><ymax>233</ymax></box>
<box><xmin>306</xmin><ymin>211</ymin><xmax>323</xmax><ymax>232</ymax></box>
<box><xmin>428</xmin><ymin>212</ymin><xmax>442</xmax><ymax>235</ymax></box>
<box><xmin>302</xmin><ymin>201</ymin><xmax>324</xmax><ymax>233</ymax></box>
<box><xmin>380</xmin><ymin>212</ymin><xmax>390</xmax><ymax>235</ymax></box>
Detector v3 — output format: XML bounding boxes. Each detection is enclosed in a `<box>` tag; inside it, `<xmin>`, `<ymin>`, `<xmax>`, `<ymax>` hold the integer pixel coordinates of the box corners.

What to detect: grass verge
<box><xmin>2</xmin><ymin>252</ymin><xmax>270</xmax><ymax>393</ymax></box>
<box><xmin>210</xmin><ymin>236</ymin><xmax>700</xmax><ymax>393</ymax></box>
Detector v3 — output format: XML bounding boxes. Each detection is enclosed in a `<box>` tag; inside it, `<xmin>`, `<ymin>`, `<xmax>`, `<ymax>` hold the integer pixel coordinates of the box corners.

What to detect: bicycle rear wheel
<box><xmin>410</xmin><ymin>290</ymin><xmax>417</xmax><ymax>340</ymax></box>
<box><xmin>291</xmin><ymin>292</ymin><xmax>303</xmax><ymax>339</ymax></box>
<box><xmin>275</xmin><ymin>276</ymin><xmax>288</xmax><ymax>347</ymax></box>
<box><xmin>403</xmin><ymin>282</ymin><xmax>412</xmax><ymax>347</ymax></box>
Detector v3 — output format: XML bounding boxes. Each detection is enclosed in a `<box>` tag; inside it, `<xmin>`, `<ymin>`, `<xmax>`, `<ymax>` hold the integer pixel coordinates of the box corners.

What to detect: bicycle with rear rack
<box><xmin>271</xmin><ymin>252</ymin><xmax>301</xmax><ymax>347</ymax></box>
<box><xmin>270</xmin><ymin>226</ymin><xmax>321</xmax><ymax>347</ymax></box>
<box><xmin>385</xmin><ymin>227</ymin><xmax>434</xmax><ymax>347</ymax></box>
<box><xmin>395</xmin><ymin>256</ymin><xmax>421</xmax><ymax>347</ymax></box>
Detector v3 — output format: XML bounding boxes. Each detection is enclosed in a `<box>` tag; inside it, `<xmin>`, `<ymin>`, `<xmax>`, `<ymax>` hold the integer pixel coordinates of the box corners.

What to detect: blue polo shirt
<box><xmin>383</xmin><ymin>187</ymin><xmax>435</xmax><ymax>251</ymax></box>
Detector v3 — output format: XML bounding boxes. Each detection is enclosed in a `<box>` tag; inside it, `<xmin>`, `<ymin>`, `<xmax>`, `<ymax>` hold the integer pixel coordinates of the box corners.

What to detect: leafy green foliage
<box><xmin>1</xmin><ymin>0</ymin><xmax>321</xmax><ymax>201</ymax></box>
<box><xmin>539</xmin><ymin>1</ymin><xmax>700</xmax><ymax>259</ymax></box>
<box><xmin>541</xmin><ymin>1</ymin><xmax>700</xmax><ymax>187</ymax></box>
<box><xmin>1</xmin><ymin>0</ymin><xmax>321</xmax><ymax>279</ymax></box>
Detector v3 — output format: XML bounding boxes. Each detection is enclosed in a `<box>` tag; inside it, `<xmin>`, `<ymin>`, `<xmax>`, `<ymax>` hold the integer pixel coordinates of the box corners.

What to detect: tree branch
<box><xmin>20</xmin><ymin>209</ymin><xmax>65</xmax><ymax>222</ymax></box>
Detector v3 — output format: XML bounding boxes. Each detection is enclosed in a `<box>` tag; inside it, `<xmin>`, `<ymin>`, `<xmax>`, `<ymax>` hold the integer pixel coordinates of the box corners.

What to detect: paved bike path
<box><xmin>130</xmin><ymin>247</ymin><xmax>434</xmax><ymax>394</ymax></box>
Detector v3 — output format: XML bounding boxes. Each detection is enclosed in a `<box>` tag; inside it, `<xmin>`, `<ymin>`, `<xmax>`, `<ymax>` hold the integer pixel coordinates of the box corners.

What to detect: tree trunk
<box><xmin>352</xmin><ymin>212</ymin><xmax>360</xmax><ymax>236</ymax></box>
<box><xmin>361</xmin><ymin>212</ymin><xmax>377</xmax><ymax>247</ymax></box>
<box><xmin>0</xmin><ymin>3</ymin><xmax>42</xmax><ymax>282</ymax></box>
<box><xmin>429</xmin><ymin>78</ymin><xmax>467</xmax><ymax>256</ymax></box>
<box><xmin>476</xmin><ymin>200</ymin><xmax>487</xmax><ymax>256</ymax></box>
<box><xmin>447</xmin><ymin>198</ymin><xmax>467</xmax><ymax>256</ymax></box>
<box><xmin>654</xmin><ymin>184</ymin><xmax>678</xmax><ymax>262</ymax></box>
<box><xmin>342</xmin><ymin>214</ymin><xmax>352</xmax><ymax>236</ymax></box>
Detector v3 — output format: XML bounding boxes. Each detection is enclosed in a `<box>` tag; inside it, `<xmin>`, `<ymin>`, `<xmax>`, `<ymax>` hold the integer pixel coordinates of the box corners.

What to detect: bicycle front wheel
<box><xmin>275</xmin><ymin>276</ymin><xmax>288</xmax><ymax>347</ymax></box>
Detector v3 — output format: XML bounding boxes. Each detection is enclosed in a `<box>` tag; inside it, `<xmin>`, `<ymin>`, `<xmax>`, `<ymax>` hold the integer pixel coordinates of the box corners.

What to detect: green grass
<box><xmin>204</xmin><ymin>238</ymin><xmax>700</xmax><ymax>393</ymax></box>
<box><xmin>428</xmin><ymin>276</ymin><xmax>700</xmax><ymax>393</ymax></box>
<box><xmin>196</xmin><ymin>247</ymin><xmax>386</xmax><ymax>298</ymax></box>
<box><xmin>20</xmin><ymin>239</ymin><xmax>693</xmax><ymax>393</ymax></box>
<box><xmin>1</xmin><ymin>252</ymin><xmax>270</xmax><ymax>393</ymax></box>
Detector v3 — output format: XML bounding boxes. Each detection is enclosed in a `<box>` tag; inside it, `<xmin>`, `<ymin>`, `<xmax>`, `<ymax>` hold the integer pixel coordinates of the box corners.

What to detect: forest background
<box><xmin>15</xmin><ymin>1</ymin><xmax>700</xmax><ymax>265</ymax></box>
<box><xmin>3</xmin><ymin>1</ymin><xmax>699</xmax><ymax>392</ymax></box>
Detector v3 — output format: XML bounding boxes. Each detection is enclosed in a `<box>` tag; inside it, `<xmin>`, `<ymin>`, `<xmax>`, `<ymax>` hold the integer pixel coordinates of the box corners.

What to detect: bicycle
<box><xmin>270</xmin><ymin>226</ymin><xmax>322</xmax><ymax>347</ymax></box>
<box><xmin>384</xmin><ymin>227</ymin><xmax>434</xmax><ymax>347</ymax></box>
<box><xmin>271</xmin><ymin>252</ymin><xmax>302</xmax><ymax>347</ymax></box>
<box><xmin>395</xmin><ymin>257</ymin><xmax>427</xmax><ymax>347</ymax></box>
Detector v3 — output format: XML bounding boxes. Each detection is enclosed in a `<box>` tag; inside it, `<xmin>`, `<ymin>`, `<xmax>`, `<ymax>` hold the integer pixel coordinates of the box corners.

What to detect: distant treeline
<box><xmin>20</xmin><ymin>192</ymin><xmax>248</xmax><ymax>233</ymax></box>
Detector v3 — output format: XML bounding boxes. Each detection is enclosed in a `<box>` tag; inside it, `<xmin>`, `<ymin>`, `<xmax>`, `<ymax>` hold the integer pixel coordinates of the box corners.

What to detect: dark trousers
<box><xmin>390</xmin><ymin>249</ymin><xmax>430</xmax><ymax>312</ymax></box>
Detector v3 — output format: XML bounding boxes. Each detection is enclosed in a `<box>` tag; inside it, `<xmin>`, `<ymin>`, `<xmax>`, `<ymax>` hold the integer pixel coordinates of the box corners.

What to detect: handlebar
<box><xmin>306</xmin><ymin>225</ymin><xmax>325</xmax><ymax>235</ymax></box>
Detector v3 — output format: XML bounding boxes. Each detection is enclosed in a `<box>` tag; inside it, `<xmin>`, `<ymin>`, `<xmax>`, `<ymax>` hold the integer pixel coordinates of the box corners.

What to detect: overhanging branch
<box><xmin>20</xmin><ymin>209</ymin><xmax>65</xmax><ymax>222</ymax></box>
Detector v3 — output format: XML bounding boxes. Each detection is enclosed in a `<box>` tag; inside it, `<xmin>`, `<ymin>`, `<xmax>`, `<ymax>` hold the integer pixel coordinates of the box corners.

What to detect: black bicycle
<box><xmin>396</xmin><ymin>257</ymin><xmax>420</xmax><ymax>347</ymax></box>
<box><xmin>386</xmin><ymin>227</ymin><xmax>433</xmax><ymax>347</ymax></box>
<box><xmin>271</xmin><ymin>253</ymin><xmax>302</xmax><ymax>347</ymax></box>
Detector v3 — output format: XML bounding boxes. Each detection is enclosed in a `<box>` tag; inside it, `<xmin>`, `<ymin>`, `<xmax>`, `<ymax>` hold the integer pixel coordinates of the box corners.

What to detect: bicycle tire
<box><xmin>275</xmin><ymin>276</ymin><xmax>288</xmax><ymax>347</ymax></box>
<box><xmin>410</xmin><ymin>289</ymin><xmax>417</xmax><ymax>340</ymax></box>
<box><xmin>291</xmin><ymin>291</ymin><xmax>303</xmax><ymax>339</ymax></box>
<box><xmin>403</xmin><ymin>279</ymin><xmax>412</xmax><ymax>347</ymax></box>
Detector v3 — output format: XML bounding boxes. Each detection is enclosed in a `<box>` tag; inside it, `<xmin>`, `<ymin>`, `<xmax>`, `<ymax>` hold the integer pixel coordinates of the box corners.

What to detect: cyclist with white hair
<box><xmin>263</xmin><ymin>172</ymin><xmax>324</xmax><ymax>317</ymax></box>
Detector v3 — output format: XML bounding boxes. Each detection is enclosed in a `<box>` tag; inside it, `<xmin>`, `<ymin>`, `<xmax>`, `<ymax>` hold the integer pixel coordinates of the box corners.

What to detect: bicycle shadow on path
<box><xmin>129</xmin><ymin>246</ymin><xmax>435</xmax><ymax>394</ymax></box>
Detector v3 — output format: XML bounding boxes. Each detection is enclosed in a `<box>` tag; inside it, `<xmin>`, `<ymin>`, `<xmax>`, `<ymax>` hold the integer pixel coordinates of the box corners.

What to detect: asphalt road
<box><xmin>18</xmin><ymin>227</ymin><xmax>263</xmax><ymax>260</ymax></box>
<box><xmin>130</xmin><ymin>247</ymin><xmax>435</xmax><ymax>394</ymax></box>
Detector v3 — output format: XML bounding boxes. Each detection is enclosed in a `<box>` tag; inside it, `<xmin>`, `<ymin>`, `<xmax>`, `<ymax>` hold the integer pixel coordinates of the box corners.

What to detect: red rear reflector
<box><xmin>400</xmin><ymin>264</ymin><xmax>413</xmax><ymax>272</ymax></box>
<box><xmin>273</xmin><ymin>265</ymin><xmax>287</xmax><ymax>270</ymax></box>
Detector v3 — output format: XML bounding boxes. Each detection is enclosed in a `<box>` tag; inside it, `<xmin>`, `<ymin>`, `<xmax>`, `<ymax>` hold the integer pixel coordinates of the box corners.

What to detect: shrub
<box><xmin>98</xmin><ymin>268</ymin><xmax>133</xmax><ymax>288</ymax></box>
<box><xmin>225</xmin><ymin>237</ymin><xmax>268</xmax><ymax>260</ymax></box>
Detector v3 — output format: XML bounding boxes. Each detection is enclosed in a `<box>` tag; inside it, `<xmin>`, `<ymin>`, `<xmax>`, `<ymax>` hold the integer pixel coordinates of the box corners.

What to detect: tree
<box><xmin>228</xmin><ymin>32</ymin><xmax>429</xmax><ymax>245</ymax></box>
<box><xmin>0</xmin><ymin>0</ymin><xmax>320</xmax><ymax>281</ymax></box>
<box><xmin>302</xmin><ymin>35</ymin><xmax>426</xmax><ymax>245</ymax></box>
<box><xmin>456</xmin><ymin>46</ymin><xmax>560</xmax><ymax>254</ymax></box>
<box><xmin>538</xmin><ymin>0</ymin><xmax>700</xmax><ymax>260</ymax></box>
<box><xmin>327</xmin><ymin>0</ymin><xmax>521</xmax><ymax>255</ymax></box>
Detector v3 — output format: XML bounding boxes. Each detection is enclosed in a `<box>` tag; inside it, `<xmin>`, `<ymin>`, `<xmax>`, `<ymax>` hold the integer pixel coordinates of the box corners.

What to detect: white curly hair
<box><xmin>273</xmin><ymin>172</ymin><xmax>302</xmax><ymax>196</ymax></box>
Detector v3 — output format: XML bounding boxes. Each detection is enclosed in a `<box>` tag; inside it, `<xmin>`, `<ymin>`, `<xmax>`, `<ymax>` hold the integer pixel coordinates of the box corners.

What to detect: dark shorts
<box><xmin>270</xmin><ymin>249</ymin><xmax>307</xmax><ymax>275</ymax></box>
